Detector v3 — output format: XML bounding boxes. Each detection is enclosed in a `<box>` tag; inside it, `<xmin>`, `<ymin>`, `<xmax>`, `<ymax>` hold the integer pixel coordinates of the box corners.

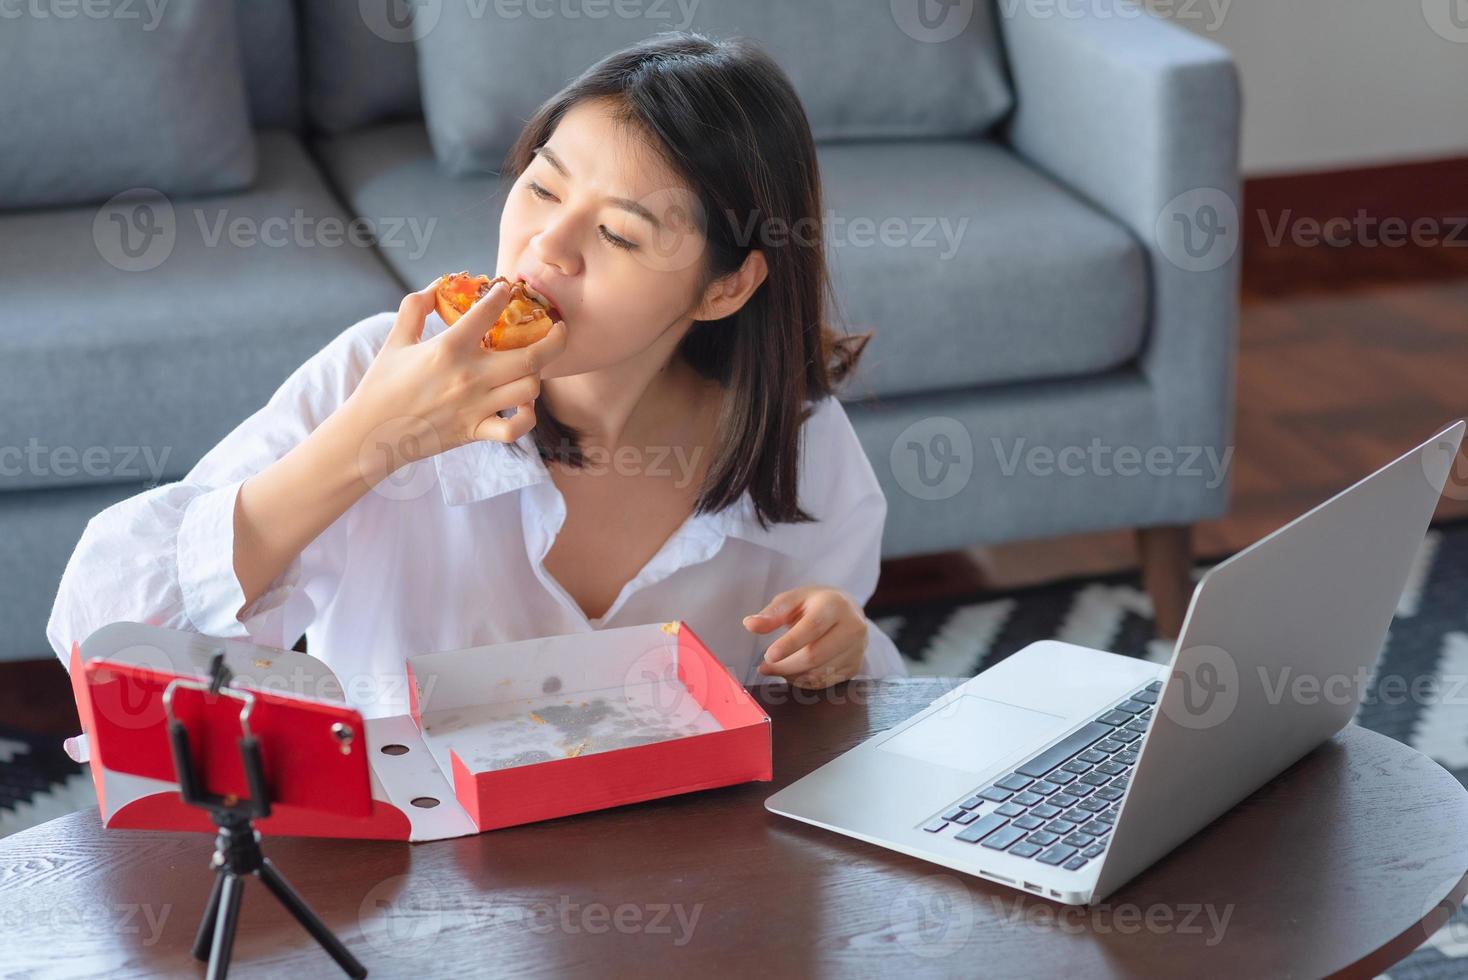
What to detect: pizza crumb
<box><xmin>528</xmin><ymin>711</ymin><xmax>546</xmax><ymax>725</ymax></box>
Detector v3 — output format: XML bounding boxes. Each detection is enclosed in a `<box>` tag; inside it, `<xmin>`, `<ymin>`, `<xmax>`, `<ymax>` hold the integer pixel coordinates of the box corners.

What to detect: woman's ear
<box><xmin>691</xmin><ymin>250</ymin><xmax>768</xmax><ymax>321</ymax></box>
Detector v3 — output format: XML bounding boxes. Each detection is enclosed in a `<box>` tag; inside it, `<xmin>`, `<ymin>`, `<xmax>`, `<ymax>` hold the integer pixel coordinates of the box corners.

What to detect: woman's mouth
<box><xmin>516</xmin><ymin>276</ymin><xmax>564</xmax><ymax>323</ymax></box>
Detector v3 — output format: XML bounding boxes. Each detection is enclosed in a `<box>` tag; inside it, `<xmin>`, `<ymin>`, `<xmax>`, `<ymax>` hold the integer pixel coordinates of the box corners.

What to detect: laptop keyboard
<box><xmin>920</xmin><ymin>680</ymin><xmax>1162</xmax><ymax>872</ymax></box>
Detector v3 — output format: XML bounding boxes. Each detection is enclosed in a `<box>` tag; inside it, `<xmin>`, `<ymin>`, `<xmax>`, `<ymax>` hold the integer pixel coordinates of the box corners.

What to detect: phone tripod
<box><xmin>165</xmin><ymin>652</ymin><xmax>368</xmax><ymax>980</ymax></box>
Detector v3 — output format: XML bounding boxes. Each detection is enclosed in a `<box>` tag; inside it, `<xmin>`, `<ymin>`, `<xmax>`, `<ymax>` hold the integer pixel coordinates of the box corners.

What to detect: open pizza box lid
<box><xmin>68</xmin><ymin>620</ymin><xmax>771</xmax><ymax>841</ymax></box>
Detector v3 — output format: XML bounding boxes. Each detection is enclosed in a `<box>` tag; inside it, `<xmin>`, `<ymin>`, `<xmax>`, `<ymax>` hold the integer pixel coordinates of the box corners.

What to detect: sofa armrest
<box><xmin>998</xmin><ymin>4</ymin><xmax>1242</xmax><ymax>517</ymax></box>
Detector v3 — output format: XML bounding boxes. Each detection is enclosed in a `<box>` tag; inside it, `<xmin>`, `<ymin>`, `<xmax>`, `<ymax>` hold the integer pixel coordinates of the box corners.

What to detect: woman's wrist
<box><xmin>231</xmin><ymin>408</ymin><xmax>378</xmax><ymax>613</ymax></box>
<box><xmin>314</xmin><ymin>401</ymin><xmax>398</xmax><ymax>496</ymax></box>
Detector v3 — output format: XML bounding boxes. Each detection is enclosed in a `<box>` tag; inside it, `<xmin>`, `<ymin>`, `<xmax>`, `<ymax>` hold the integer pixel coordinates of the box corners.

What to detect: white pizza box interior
<box><xmin>67</xmin><ymin>620</ymin><xmax>773</xmax><ymax>841</ymax></box>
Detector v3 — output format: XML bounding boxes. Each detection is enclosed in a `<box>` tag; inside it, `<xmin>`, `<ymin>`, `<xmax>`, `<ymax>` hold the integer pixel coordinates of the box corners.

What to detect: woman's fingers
<box><xmin>791</xmin><ymin>650</ymin><xmax>864</xmax><ymax>690</ymax></box>
<box><xmin>758</xmin><ymin>632</ymin><xmax>839</xmax><ymax>679</ymax></box>
<box><xmin>532</xmin><ymin>318</ymin><xmax>569</xmax><ymax>363</ymax></box>
<box><xmin>515</xmin><ymin>318</ymin><xmax>569</xmax><ymax>373</ymax></box>
<box><xmin>472</xmin><ymin>318</ymin><xmax>570</xmax><ymax>389</ymax></box>
<box><xmin>760</xmin><ymin>598</ymin><xmax>838</xmax><ymax>666</ymax></box>
<box><xmin>385</xmin><ymin>282</ymin><xmax>440</xmax><ymax>349</ymax></box>
<box><xmin>743</xmin><ymin>588</ymin><xmax>812</xmax><ymax>634</ymax></box>
<box><xmin>472</xmin><ymin>401</ymin><xmax>536</xmax><ymax>443</ymax></box>
<box><xmin>440</xmin><ymin>279</ymin><xmax>512</xmax><ymax>352</ymax></box>
<box><xmin>481</xmin><ymin>372</ymin><xmax>541</xmax><ymax>416</ymax></box>
<box><xmin>759</xmin><ymin>619</ymin><xmax>866</xmax><ymax>680</ymax></box>
<box><xmin>470</xmin><ymin>374</ymin><xmax>543</xmax><ymax>443</ymax></box>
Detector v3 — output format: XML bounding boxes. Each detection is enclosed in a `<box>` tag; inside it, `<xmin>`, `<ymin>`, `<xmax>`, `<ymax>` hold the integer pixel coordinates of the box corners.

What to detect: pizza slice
<box><xmin>434</xmin><ymin>272</ymin><xmax>558</xmax><ymax>351</ymax></box>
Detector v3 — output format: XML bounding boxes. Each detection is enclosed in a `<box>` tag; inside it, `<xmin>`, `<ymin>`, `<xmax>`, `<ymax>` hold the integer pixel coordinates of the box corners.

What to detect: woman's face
<box><xmin>497</xmin><ymin>98</ymin><xmax>710</xmax><ymax>379</ymax></box>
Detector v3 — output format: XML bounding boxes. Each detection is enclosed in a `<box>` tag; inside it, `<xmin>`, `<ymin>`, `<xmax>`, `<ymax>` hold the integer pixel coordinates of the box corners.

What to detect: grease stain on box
<box><xmin>431</xmin><ymin>691</ymin><xmax>720</xmax><ymax>773</ymax></box>
<box><xmin>405</xmin><ymin>620</ymin><xmax>772</xmax><ymax>832</ymax></box>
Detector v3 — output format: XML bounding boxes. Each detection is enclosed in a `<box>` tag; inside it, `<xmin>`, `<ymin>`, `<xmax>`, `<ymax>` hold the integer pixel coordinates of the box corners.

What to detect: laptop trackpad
<box><xmin>877</xmin><ymin>695</ymin><xmax>1070</xmax><ymax>775</ymax></box>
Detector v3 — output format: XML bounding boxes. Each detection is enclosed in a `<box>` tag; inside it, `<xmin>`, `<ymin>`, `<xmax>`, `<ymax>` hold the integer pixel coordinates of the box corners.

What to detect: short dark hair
<box><xmin>501</xmin><ymin>31</ymin><xmax>871</xmax><ymax>530</ymax></box>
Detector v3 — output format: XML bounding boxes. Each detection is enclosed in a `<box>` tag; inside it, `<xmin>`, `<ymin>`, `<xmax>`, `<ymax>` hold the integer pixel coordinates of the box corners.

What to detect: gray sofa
<box><xmin>0</xmin><ymin>0</ymin><xmax>1240</xmax><ymax>662</ymax></box>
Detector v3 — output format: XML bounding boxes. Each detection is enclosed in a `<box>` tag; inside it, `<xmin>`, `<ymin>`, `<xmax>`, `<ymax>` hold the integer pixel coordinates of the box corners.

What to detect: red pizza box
<box><xmin>406</xmin><ymin>620</ymin><xmax>772</xmax><ymax>831</ymax></box>
<box><xmin>68</xmin><ymin>620</ymin><xmax>771</xmax><ymax>841</ymax></box>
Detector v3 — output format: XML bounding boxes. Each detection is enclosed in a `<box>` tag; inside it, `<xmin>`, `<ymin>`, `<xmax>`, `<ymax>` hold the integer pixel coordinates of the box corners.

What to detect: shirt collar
<box><xmin>433</xmin><ymin>437</ymin><xmax>808</xmax><ymax>558</ymax></box>
<box><xmin>432</xmin><ymin>434</ymin><xmax>549</xmax><ymax>508</ymax></box>
<box><xmin>421</xmin><ymin>308</ymin><xmax>807</xmax><ymax>558</ymax></box>
<box><xmin>701</xmin><ymin>491</ymin><xmax>812</xmax><ymax>558</ymax></box>
<box><xmin>422</xmin><ymin>308</ymin><xmax>554</xmax><ymax>508</ymax></box>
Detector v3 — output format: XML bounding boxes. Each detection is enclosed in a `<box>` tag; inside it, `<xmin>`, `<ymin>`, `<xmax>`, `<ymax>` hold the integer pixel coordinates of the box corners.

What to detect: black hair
<box><xmin>502</xmin><ymin>31</ymin><xmax>871</xmax><ymax>529</ymax></box>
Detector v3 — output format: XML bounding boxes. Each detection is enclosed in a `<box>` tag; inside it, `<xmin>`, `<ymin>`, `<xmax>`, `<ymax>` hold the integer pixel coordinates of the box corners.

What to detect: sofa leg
<box><xmin>1136</xmin><ymin>525</ymin><xmax>1194</xmax><ymax>641</ymax></box>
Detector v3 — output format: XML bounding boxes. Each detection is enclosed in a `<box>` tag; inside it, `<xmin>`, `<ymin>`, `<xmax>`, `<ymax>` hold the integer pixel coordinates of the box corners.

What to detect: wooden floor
<box><xmin>871</xmin><ymin>237</ymin><xmax>1468</xmax><ymax>607</ymax></box>
<box><xmin>7</xmin><ymin>232</ymin><xmax>1468</xmax><ymax>733</ymax></box>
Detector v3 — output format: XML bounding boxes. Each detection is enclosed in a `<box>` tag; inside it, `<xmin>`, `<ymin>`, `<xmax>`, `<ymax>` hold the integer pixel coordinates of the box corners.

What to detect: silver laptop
<box><xmin>766</xmin><ymin>421</ymin><xmax>1466</xmax><ymax>905</ymax></box>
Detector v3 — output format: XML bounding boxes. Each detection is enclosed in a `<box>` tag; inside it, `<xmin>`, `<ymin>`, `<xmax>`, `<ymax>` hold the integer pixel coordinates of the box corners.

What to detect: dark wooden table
<box><xmin>3</xmin><ymin>679</ymin><xmax>1466</xmax><ymax>979</ymax></box>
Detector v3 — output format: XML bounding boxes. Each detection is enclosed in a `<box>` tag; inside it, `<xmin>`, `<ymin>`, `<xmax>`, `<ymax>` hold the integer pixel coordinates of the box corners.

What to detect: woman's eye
<box><xmin>526</xmin><ymin>180</ymin><xmax>636</xmax><ymax>251</ymax></box>
<box><xmin>598</xmin><ymin>226</ymin><xmax>637</xmax><ymax>251</ymax></box>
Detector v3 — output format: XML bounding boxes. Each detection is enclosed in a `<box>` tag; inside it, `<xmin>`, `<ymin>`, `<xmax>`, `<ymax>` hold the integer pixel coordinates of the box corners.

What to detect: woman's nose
<box><xmin>529</xmin><ymin>218</ymin><xmax>580</xmax><ymax>277</ymax></box>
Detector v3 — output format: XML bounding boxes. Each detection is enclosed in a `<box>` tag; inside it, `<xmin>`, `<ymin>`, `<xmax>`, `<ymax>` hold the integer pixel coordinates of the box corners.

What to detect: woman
<box><xmin>47</xmin><ymin>31</ymin><xmax>907</xmax><ymax>719</ymax></box>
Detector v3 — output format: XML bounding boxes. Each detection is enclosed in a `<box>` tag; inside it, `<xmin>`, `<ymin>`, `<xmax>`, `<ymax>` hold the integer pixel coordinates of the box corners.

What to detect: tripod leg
<box><xmin>257</xmin><ymin>858</ymin><xmax>367</xmax><ymax>979</ymax></box>
<box><xmin>193</xmin><ymin>869</ymin><xmax>226</xmax><ymax>961</ymax></box>
<box><xmin>207</xmin><ymin>872</ymin><xmax>246</xmax><ymax>980</ymax></box>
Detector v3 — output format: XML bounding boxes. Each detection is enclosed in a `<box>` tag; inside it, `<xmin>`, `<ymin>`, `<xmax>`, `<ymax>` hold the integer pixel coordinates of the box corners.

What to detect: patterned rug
<box><xmin>870</xmin><ymin>518</ymin><xmax>1468</xmax><ymax>979</ymax></box>
<box><xmin>4</xmin><ymin>522</ymin><xmax>1466</xmax><ymax>975</ymax></box>
<box><xmin>0</xmin><ymin>725</ymin><xmax>94</xmax><ymax>841</ymax></box>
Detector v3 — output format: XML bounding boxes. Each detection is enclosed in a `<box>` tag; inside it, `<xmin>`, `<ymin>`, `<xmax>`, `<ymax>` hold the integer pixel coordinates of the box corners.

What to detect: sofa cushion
<box><xmin>0</xmin><ymin>2</ymin><xmax>256</xmax><ymax>210</ymax></box>
<box><xmin>316</xmin><ymin>123</ymin><xmax>1147</xmax><ymax>398</ymax></box>
<box><xmin>313</xmin><ymin>122</ymin><xmax>501</xmax><ymax>288</ymax></box>
<box><xmin>415</xmin><ymin>0</ymin><xmax>1014</xmax><ymax>175</ymax></box>
<box><xmin>818</xmin><ymin>139</ymin><xmax>1148</xmax><ymax>398</ymax></box>
<box><xmin>235</xmin><ymin>0</ymin><xmax>301</xmax><ymax>129</ymax></box>
<box><xmin>0</xmin><ymin>132</ymin><xmax>405</xmax><ymax>493</ymax></box>
<box><xmin>1</xmin><ymin>480</ymin><xmax>154</xmax><ymax>662</ymax></box>
<box><xmin>300</xmin><ymin>1</ymin><xmax>421</xmax><ymax>135</ymax></box>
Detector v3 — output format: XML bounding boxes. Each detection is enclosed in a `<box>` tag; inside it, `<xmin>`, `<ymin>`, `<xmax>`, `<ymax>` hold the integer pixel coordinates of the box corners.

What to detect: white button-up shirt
<box><xmin>47</xmin><ymin>310</ymin><xmax>906</xmax><ymax>720</ymax></box>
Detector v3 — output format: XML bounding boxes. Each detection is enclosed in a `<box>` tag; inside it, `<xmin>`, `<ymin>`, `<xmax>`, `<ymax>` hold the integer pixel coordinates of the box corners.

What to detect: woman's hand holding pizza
<box><xmin>342</xmin><ymin>279</ymin><xmax>567</xmax><ymax>483</ymax></box>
